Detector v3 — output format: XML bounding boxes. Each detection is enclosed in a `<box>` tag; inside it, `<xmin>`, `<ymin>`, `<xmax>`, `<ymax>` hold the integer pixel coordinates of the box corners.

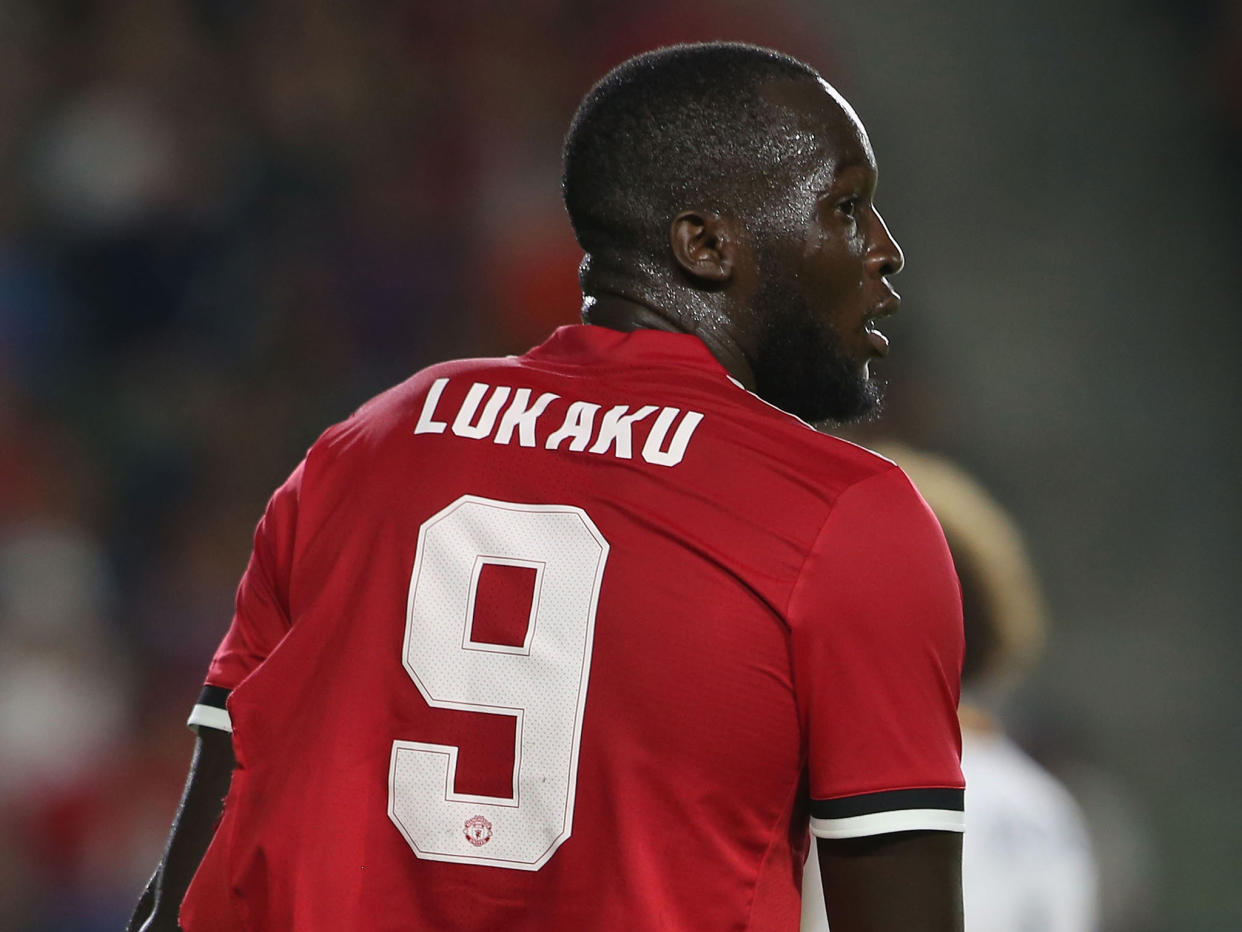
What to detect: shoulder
<box><xmin>708</xmin><ymin>383</ymin><xmax>908</xmax><ymax>505</ymax></box>
<box><xmin>786</xmin><ymin>439</ymin><xmax>958</xmax><ymax>633</ymax></box>
<box><xmin>802</xmin><ymin>438</ymin><xmax>934</xmax><ymax>535</ymax></box>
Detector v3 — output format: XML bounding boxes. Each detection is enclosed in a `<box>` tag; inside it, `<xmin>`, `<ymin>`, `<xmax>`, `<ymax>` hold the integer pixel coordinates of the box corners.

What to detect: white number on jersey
<box><xmin>387</xmin><ymin>495</ymin><xmax>609</xmax><ymax>871</ymax></box>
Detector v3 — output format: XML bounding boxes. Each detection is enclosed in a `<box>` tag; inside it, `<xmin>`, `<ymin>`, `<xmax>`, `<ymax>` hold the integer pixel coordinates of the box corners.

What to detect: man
<box><xmin>131</xmin><ymin>43</ymin><xmax>965</xmax><ymax>931</ymax></box>
<box><xmin>802</xmin><ymin>446</ymin><xmax>1097</xmax><ymax>931</ymax></box>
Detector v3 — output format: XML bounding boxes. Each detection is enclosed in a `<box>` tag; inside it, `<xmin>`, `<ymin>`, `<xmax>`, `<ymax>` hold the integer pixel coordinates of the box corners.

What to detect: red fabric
<box><xmin>789</xmin><ymin>468</ymin><xmax>964</xmax><ymax>802</ymax></box>
<box><xmin>181</xmin><ymin>325</ymin><xmax>962</xmax><ymax>931</ymax></box>
<box><xmin>470</xmin><ymin>562</ymin><xmax>537</xmax><ymax>648</ymax></box>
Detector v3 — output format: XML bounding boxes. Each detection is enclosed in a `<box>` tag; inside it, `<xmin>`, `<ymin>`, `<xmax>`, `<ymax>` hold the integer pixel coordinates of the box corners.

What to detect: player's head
<box><xmin>877</xmin><ymin>444</ymin><xmax>1048</xmax><ymax>697</ymax></box>
<box><xmin>562</xmin><ymin>42</ymin><xmax>904</xmax><ymax>424</ymax></box>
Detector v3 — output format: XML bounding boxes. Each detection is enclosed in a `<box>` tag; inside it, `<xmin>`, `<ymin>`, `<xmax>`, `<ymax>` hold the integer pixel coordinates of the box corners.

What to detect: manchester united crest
<box><xmin>463</xmin><ymin>814</ymin><xmax>493</xmax><ymax>847</ymax></box>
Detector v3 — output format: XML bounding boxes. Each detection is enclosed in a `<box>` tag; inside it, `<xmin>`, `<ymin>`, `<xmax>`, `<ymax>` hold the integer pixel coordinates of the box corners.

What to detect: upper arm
<box><xmin>791</xmin><ymin>467</ymin><xmax>965</xmax><ymax>928</ymax></box>
<box><xmin>817</xmin><ymin>831</ymin><xmax>963</xmax><ymax>932</ymax></box>
<box><xmin>790</xmin><ymin>465</ymin><xmax>965</xmax><ymax>834</ymax></box>
<box><xmin>188</xmin><ymin>459</ymin><xmax>304</xmax><ymax>733</ymax></box>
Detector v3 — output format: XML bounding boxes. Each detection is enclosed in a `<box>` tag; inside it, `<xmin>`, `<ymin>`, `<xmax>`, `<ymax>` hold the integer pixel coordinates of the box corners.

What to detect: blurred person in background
<box><xmin>802</xmin><ymin>445</ymin><xmax>1097</xmax><ymax>932</ymax></box>
<box><xmin>129</xmin><ymin>42</ymin><xmax>966</xmax><ymax>932</ymax></box>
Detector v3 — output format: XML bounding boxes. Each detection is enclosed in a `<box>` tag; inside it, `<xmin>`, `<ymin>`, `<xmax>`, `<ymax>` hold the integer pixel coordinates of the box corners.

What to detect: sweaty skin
<box><xmin>819</xmin><ymin>831</ymin><xmax>964</xmax><ymax>930</ymax></box>
<box><xmin>585</xmin><ymin>77</ymin><xmax>903</xmax><ymax>426</ymax></box>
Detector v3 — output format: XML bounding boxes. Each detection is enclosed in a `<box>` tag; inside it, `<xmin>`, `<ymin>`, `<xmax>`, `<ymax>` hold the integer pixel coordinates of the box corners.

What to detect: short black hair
<box><xmin>562</xmin><ymin>42</ymin><xmax>821</xmax><ymax>264</ymax></box>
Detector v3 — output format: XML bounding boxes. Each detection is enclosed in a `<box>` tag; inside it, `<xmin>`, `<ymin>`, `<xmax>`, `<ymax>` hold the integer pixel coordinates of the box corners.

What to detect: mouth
<box><xmin>863</xmin><ymin>293</ymin><xmax>901</xmax><ymax>358</ymax></box>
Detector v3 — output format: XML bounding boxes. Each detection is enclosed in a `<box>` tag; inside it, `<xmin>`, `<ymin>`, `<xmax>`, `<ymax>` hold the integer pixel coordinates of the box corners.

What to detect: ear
<box><xmin>669</xmin><ymin>210</ymin><xmax>738</xmax><ymax>284</ymax></box>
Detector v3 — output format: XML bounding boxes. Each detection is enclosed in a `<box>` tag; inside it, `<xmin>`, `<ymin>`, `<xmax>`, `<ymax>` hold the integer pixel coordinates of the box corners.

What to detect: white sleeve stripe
<box><xmin>187</xmin><ymin>703</ymin><xmax>233</xmax><ymax>733</ymax></box>
<box><xmin>811</xmin><ymin>808</ymin><xmax>966</xmax><ymax>839</ymax></box>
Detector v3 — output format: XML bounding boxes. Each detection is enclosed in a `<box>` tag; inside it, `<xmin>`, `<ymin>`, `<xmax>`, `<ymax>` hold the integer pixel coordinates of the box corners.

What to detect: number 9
<box><xmin>388</xmin><ymin>496</ymin><xmax>609</xmax><ymax>871</ymax></box>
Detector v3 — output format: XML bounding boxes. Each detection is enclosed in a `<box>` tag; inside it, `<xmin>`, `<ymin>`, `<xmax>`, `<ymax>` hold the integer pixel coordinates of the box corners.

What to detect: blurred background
<box><xmin>0</xmin><ymin>0</ymin><xmax>1237</xmax><ymax>929</ymax></box>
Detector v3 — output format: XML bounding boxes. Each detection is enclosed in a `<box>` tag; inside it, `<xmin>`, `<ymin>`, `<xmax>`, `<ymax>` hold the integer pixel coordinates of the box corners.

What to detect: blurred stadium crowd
<box><xmin>0</xmin><ymin>1</ymin><xmax>1239</xmax><ymax>930</ymax></box>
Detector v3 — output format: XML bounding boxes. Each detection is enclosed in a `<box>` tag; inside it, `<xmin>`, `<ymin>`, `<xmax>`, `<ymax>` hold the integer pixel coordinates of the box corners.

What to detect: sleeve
<box><xmin>789</xmin><ymin>465</ymin><xmax>965</xmax><ymax>839</ymax></box>
<box><xmin>187</xmin><ymin>459</ymin><xmax>304</xmax><ymax>733</ymax></box>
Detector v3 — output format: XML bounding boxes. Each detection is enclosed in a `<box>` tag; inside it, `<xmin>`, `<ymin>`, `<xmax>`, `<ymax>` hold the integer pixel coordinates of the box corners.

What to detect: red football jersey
<box><xmin>181</xmin><ymin>325</ymin><xmax>964</xmax><ymax>931</ymax></box>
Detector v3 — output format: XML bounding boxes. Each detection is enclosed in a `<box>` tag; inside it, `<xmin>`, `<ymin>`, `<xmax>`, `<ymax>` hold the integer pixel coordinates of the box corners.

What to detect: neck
<box><xmin>582</xmin><ymin>293</ymin><xmax>685</xmax><ymax>334</ymax></box>
<box><xmin>582</xmin><ymin>292</ymin><xmax>758</xmax><ymax>391</ymax></box>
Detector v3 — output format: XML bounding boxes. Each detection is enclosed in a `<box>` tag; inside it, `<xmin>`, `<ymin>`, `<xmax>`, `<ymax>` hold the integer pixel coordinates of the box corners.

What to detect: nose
<box><xmin>867</xmin><ymin>208</ymin><xmax>904</xmax><ymax>277</ymax></box>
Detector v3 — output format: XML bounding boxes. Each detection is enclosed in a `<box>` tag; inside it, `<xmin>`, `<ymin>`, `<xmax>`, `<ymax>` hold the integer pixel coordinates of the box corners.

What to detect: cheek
<box><xmin>802</xmin><ymin>240</ymin><xmax>866</xmax><ymax>301</ymax></box>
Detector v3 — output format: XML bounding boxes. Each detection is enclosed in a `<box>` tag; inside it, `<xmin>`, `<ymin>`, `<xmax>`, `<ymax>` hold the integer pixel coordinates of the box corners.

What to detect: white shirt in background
<box><xmin>801</xmin><ymin>729</ymin><xmax>1097</xmax><ymax>931</ymax></box>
